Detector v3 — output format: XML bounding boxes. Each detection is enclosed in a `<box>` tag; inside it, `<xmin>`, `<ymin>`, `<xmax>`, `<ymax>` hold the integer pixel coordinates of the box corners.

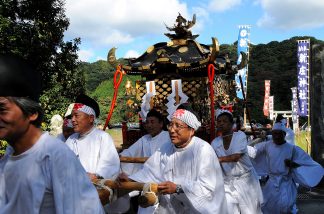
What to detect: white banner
<box><xmin>269</xmin><ymin>96</ymin><xmax>274</xmax><ymax>120</ymax></box>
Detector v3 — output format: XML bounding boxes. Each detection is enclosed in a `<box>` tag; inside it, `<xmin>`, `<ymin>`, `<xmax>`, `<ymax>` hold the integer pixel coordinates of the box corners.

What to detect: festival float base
<box><xmin>107</xmin><ymin>13</ymin><xmax>248</xmax><ymax>148</ymax></box>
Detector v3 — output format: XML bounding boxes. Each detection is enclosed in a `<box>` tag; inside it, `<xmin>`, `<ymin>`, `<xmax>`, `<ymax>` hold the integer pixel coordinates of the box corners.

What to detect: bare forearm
<box><xmin>218</xmin><ymin>154</ymin><xmax>242</xmax><ymax>162</ymax></box>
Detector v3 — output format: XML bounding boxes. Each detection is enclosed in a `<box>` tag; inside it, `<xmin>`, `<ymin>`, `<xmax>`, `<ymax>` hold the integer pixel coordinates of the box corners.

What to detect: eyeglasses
<box><xmin>167</xmin><ymin>122</ymin><xmax>189</xmax><ymax>131</ymax></box>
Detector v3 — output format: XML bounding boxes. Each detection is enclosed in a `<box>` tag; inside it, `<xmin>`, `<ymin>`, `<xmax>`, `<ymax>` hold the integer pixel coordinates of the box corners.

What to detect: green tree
<box><xmin>0</xmin><ymin>140</ymin><xmax>8</xmax><ymax>157</ymax></box>
<box><xmin>0</xmin><ymin>0</ymin><xmax>85</xmax><ymax>128</ymax></box>
<box><xmin>79</xmin><ymin>60</ymin><xmax>115</xmax><ymax>93</ymax></box>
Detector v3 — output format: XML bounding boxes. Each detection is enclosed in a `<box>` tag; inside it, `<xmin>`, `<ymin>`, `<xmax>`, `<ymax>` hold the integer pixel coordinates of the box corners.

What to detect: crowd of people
<box><xmin>1</xmin><ymin>54</ymin><xmax>324</xmax><ymax>214</ymax></box>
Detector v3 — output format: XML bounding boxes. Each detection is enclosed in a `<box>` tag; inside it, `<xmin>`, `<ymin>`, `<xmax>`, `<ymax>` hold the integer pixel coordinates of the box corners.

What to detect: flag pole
<box><xmin>244</xmin><ymin>28</ymin><xmax>251</xmax><ymax>128</ymax></box>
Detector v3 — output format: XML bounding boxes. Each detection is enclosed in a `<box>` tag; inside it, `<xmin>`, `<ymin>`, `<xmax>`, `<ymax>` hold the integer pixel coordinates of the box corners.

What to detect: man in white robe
<box><xmin>120</xmin><ymin>109</ymin><xmax>170</xmax><ymax>175</ymax></box>
<box><xmin>57</xmin><ymin>117</ymin><xmax>74</xmax><ymax>142</ymax></box>
<box><xmin>275</xmin><ymin>115</ymin><xmax>295</xmax><ymax>145</ymax></box>
<box><xmin>249</xmin><ymin>122</ymin><xmax>324</xmax><ymax>214</ymax></box>
<box><xmin>281</xmin><ymin>119</ymin><xmax>295</xmax><ymax>145</ymax></box>
<box><xmin>108</xmin><ymin>109</ymin><xmax>170</xmax><ymax>213</ymax></box>
<box><xmin>118</xmin><ymin>107</ymin><xmax>228</xmax><ymax>213</ymax></box>
<box><xmin>211</xmin><ymin>109</ymin><xmax>262</xmax><ymax>214</ymax></box>
<box><xmin>65</xmin><ymin>94</ymin><xmax>120</xmax><ymax>180</ymax></box>
<box><xmin>0</xmin><ymin>55</ymin><xmax>104</xmax><ymax>213</ymax></box>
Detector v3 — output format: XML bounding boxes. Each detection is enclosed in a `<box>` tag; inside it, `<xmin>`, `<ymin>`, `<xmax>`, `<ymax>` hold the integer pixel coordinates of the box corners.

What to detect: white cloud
<box><xmin>256</xmin><ymin>0</ymin><xmax>324</xmax><ymax>29</ymax></box>
<box><xmin>99</xmin><ymin>30</ymin><xmax>134</xmax><ymax>46</ymax></box>
<box><xmin>124</xmin><ymin>50</ymin><xmax>140</xmax><ymax>58</ymax></box>
<box><xmin>65</xmin><ymin>0</ymin><xmax>189</xmax><ymax>47</ymax></box>
<box><xmin>208</xmin><ymin>0</ymin><xmax>242</xmax><ymax>12</ymax></box>
<box><xmin>77</xmin><ymin>49</ymin><xmax>94</xmax><ymax>61</ymax></box>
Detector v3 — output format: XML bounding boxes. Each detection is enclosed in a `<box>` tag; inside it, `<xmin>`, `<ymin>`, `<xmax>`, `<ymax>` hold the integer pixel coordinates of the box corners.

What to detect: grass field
<box><xmin>107</xmin><ymin>128</ymin><xmax>123</xmax><ymax>149</ymax></box>
<box><xmin>295</xmin><ymin>131</ymin><xmax>311</xmax><ymax>153</ymax></box>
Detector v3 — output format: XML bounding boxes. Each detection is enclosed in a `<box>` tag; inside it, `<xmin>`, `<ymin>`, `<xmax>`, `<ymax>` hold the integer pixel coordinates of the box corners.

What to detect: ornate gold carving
<box><xmin>147</xmin><ymin>46</ymin><xmax>154</xmax><ymax>53</ymax></box>
<box><xmin>107</xmin><ymin>47</ymin><xmax>117</xmax><ymax>67</ymax></box>
<box><xmin>157</xmin><ymin>58</ymin><xmax>169</xmax><ymax>62</ymax></box>
<box><xmin>142</xmin><ymin>65</ymin><xmax>150</xmax><ymax>70</ymax></box>
<box><xmin>178</xmin><ymin>46</ymin><xmax>188</xmax><ymax>53</ymax></box>
<box><xmin>167</xmin><ymin>41</ymin><xmax>174</xmax><ymax>47</ymax></box>
<box><xmin>210</xmin><ymin>37</ymin><xmax>220</xmax><ymax>62</ymax></box>
<box><xmin>157</xmin><ymin>49</ymin><xmax>166</xmax><ymax>56</ymax></box>
<box><xmin>172</xmin><ymin>39</ymin><xmax>187</xmax><ymax>46</ymax></box>
<box><xmin>199</xmin><ymin>58</ymin><xmax>209</xmax><ymax>65</ymax></box>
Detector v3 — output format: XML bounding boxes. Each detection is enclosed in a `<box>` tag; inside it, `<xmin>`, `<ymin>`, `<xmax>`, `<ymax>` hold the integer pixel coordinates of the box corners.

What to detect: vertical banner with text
<box><xmin>263</xmin><ymin>80</ymin><xmax>271</xmax><ymax>117</ymax></box>
<box><xmin>236</xmin><ymin>25</ymin><xmax>251</xmax><ymax>98</ymax></box>
<box><xmin>297</xmin><ymin>40</ymin><xmax>310</xmax><ymax>116</ymax></box>
<box><xmin>291</xmin><ymin>87</ymin><xmax>299</xmax><ymax>131</ymax></box>
<box><xmin>269</xmin><ymin>96</ymin><xmax>274</xmax><ymax>120</ymax></box>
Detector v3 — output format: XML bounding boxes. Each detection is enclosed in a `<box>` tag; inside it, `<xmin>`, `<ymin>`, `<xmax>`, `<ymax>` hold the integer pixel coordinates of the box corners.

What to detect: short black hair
<box><xmin>8</xmin><ymin>97</ymin><xmax>44</xmax><ymax>128</ymax></box>
<box><xmin>275</xmin><ymin>114</ymin><xmax>284</xmax><ymax>123</ymax></box>
<box><xmin>75</xmin><ymin>94</ymin><xmax>100</xmax><ymax>117</ymax></box>
<box><xmin>146</xmin><ymin>109</ymin><xmax>163</xmax><ymax>122</ymax></box>
<box><xmin>0</xmin><ymin>54</ymin><xmax>41</xmax><ymax>101</ymax></box>
<box><xmin>217</xmin><ymin>112</ymin><xmax>234</xmax><ymax>124</ymax></box>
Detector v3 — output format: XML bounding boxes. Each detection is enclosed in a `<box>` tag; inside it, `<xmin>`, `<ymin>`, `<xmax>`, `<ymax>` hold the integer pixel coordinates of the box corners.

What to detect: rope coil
<box><xmin>93</xmin><ymin>179</ymin><xmax>114</xmax><ymax>204</ymax></box>
<box><xmin>138</xmin><ymin>183</ymin><xmax>159</xmax><ymax>208</ymax></box>
<box><xmin>103</xmin><ymin>65</ymin><xmax>124</xmax><ymax>130</ymax></box>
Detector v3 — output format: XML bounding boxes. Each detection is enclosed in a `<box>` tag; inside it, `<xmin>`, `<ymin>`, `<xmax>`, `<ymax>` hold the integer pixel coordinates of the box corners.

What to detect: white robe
<box><xmin>211</xmin><ymin>131</ymin><xmax>262</xmax><ymax>214</ymax></box>
<box><xmin>108</xmin><ymin>131</ymin><xmax>170</xmax><ymax>214</ymax></box>
<box><xmin>120</xmin><ymin>130</ymin><xmax>170</xmax><ymax>175</ymax></box>
<box><xmin>57</xmin><ymin>133</ymin><xmax>66</xmax><ymax>142</ymax></box>
<box><xmin>0</xmin><ymin>132</ymin><xmax>104</xmax><ymax>214</ymax></box>
<box><xmin>66</xmin><ymin>128</ymin><xmax>120</xmax><ymax>179</ymax></box>
<box><xmin>284</xmin><ymin>127</ymin><xmax>295</xmax><ymax>145</ymax></box>
<box><xmin>129</xmin><ymin>136</ymin><xmax>228</xmax><ymax>214</ymax></box>
<box><xmin>250</xmin><ymin>140</ymin><xmax>324</xmax><ymax>214</ymax></box>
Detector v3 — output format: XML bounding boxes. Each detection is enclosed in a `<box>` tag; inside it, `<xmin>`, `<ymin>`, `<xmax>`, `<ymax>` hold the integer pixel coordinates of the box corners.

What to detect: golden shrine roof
<box><xmin>108</xmin><ymin>13</ymin><xmax>247</xmax><ymax>78</ymax></box>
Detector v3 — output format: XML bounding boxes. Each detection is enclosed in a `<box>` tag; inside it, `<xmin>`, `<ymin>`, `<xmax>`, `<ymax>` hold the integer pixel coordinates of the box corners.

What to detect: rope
<box><xmin>103</xmin><ymin>65</ymin><xmax>124</xmax><ymax>130</ymax></box>
<box><xmin>208</xmin><ymin>64</ymin><xmax>216</xmax><ymax>141</ymax></box>
<box><xmin>139</xmin><ymin>183</ymin><xmax>158</xmax><ymax>208</ymax></box>
<box><xmin>93</xmin><ymin>179</ymin><xmax>114</xmax><ymax>203</ymax></box>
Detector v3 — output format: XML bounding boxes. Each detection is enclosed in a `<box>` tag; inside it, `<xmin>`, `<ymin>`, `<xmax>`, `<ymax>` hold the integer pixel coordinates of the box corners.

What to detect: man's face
<box><xmin>216</xmin><ymin>115</ymin><xmax>233</xmax><ymax>134</ymax></box>
<box><xmin>62</xmin><ymin>126</ymin><xmax>74</xmax><ymax>139</ymax></box>
<box><xmin>0</xmin><ymin>97</ymin><xmax>33</xmax><ymax>142</ymax></box>
<box><xmin>271</xmin><ymin>130</ymin><xmax>286</xmax><ymax>145</ymax></box>
<box><xmin>71</xmin><ymin>110</ymin><xmax>94</xmax><ymax>135</ymax></box>
<box><xmin>144</xmin><ymin>116</ymin><xmax>163</xmax><ymax>137</ymax></box>
<box><xmin>167</xmin><ymin>118</ymin><xmax>193</xmax><ymax>147</ymax></box>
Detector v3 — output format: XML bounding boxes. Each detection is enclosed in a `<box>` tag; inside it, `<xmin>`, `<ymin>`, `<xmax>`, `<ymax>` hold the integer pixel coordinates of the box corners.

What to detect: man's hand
<box><xmin>116</xmin><ymin>172</ymin><xmax>131</xmax><ymax>186</ymax></box>
<box><xmin>284</xmin><ymin>159</ymin><xmax>300</xmax><ymax>168</ymax></box>
<box><xmin>158</xmin><ymin>181</ymin><xmax>177</xmax><ymax>195</ymax></box>
<box><xmin>87</xmin><ymin>173</ymin><xmax>104</xmax><ymax>182</ymax></box>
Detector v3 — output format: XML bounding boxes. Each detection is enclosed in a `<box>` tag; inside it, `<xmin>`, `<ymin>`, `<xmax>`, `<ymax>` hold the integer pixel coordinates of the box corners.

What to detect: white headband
<box><xmin>65</xmin><ymin>103</ymin><xmax>75</xmax><ymax>117</ymax></box>
<box><xmin>280</xmin><ymin>119</ymin><xmax>287</xmax><ymax>126</ymax></box>
<box><xmin>272</xmin><ymin>122</ymin><xmax>286</xmax><ymax>132</ymax></box>
<box><xmin>216</xmin><ymin>109</ymin><xmax>233</xmax><ymax>119</ymax></box>
<box><xmin>63</xmin><ymin>118</ymin><xmax>73</xmax><ymax>128</ymax></box>
<box><xmin>73</xmin><ymin>103</ymin><xmax>96</xmax><ymax>118</ymax></box>
<box><xmin>172</xmin><ymin>109</ymin><xmax>201</xmax><ymax>131</ymax></box>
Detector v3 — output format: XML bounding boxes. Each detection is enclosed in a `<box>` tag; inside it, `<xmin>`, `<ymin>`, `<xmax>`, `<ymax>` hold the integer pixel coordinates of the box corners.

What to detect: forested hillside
<box><xmin>248</xmin><ymin>36</ymin><xmax>324</xmax><ymax>123</ymax></box>
<box><xmin>79</xmin><ymin>60</ymin><xmax>115</xmax><ymax>92</ymax></box>
<box><xmin>83</xmin><ymin>36</ymin><xmax>324</xmax><ymax>124</ymax></box>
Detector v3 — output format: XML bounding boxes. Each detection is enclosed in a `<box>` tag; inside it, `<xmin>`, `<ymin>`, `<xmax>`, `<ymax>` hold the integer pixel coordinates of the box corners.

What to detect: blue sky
<box><xmin>64</xmin><ymin>0</ymin><xmax>324</xmax><ymax>62</ymax></box>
